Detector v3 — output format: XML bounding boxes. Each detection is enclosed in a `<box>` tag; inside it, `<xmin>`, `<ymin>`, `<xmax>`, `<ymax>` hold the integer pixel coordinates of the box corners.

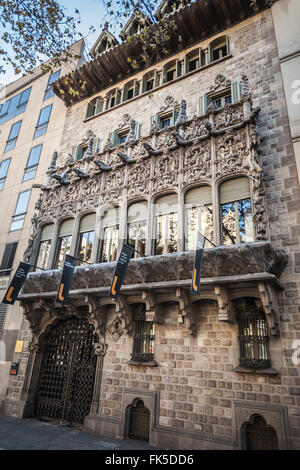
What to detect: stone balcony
<box><xmin>19</xmin><ymin>242</ymin><xmax>287</xmax><ymax>338</ymax></box>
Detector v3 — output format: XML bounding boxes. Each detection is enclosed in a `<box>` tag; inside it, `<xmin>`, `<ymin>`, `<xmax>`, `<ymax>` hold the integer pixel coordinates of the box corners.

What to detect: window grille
<box><xmin>238</xmin><ymin>304</ymin><xmax>271</xmax><ymax>369</ymax></box>
<box><xmin>131</xmin><ymin>306</ymin><xmax>155</xmax><ymax>362</ymax></box>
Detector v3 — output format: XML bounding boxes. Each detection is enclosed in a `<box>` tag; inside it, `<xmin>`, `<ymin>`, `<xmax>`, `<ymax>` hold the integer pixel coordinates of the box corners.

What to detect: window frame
<box><xmin>10</xmin><ymin>190</ymin><xmax>31</xmax><ymax>232</ymax></box>
<box><xmin>23</xmin><ymin>144</ymin><xmax>42</xmax><ymax>182</ymax></box>
<box><xmin>0</xmin><ymin>158</ymin><xmax>11</xmax><ymax>190</ymax></box>
<box><xmin>44</xmin><ymin>69</ymin><xmax>61</xmax><ymax>101</ymax></box>
<box><xmin>4</xmin><ymin>120</ymin><xmax>22</xmax><ymax>152</ymax></box>
<box><xmin>131</xmin><ymin>304</ymin><xmax>155</xmax><ymax>363</ymax></box>
<box><xmin>34</xmin><ymin>104</ymin><xmax>52</xmax><ymax>139</ymax></box>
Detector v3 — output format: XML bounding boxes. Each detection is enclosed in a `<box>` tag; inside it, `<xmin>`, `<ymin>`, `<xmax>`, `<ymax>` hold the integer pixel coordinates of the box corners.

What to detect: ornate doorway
<box><xmin>35</xmin><ymin>315</ymin><xmax>98</xmax><ymax>425</ymax></box>
<box><xmin>244</xmin><ymin>415</ymin><xmax>279</xmax><ymax>450</ymax></box>
<box><xmin>127</xmin><ymin>399</ymin><xmax>150</xmax><ymax>442</ymax></box>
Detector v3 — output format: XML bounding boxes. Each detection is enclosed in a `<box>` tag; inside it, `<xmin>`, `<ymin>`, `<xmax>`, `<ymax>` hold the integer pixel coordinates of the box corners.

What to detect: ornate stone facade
<box><xmin>3</xmin><ymin>2</ymin><xmax>300</xmax><ymax>451</ymax></box>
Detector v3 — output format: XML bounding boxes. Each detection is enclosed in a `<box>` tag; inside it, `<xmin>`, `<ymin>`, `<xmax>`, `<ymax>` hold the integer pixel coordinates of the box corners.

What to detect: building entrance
<box><xmin>35</xmin><ymin>315</ymin><xmax>97</xmax><ymax>425</ymax></box>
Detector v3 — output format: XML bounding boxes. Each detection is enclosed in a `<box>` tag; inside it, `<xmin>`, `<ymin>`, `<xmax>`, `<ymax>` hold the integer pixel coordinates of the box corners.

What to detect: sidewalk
<box><xmin>0</xmin><ymin>415</ymin><xmax>160</xmax><ymax>450</ymax></box>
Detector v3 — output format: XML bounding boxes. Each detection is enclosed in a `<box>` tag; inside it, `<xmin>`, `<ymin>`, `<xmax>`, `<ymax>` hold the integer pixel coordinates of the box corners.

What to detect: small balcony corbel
<box><xmin>176</xmin><ymin>288</ymin><xmax>197</xmax><ymax>336</ymax></box>
<box><xmin>142</xmin><ymin>291</ymin><xmax>163</xmax><ymax>324</ymax></box>
<box><xmin>257</xmin><ymin>282</ymin><xmax>280</xmax><ymax>336</ymax></box>
<box><xmin>114</xmin><ymin>294</ymin><xmax>133</xmax><ymax>336</ymax></box>
<box><xmin>214</xmin><ymin>285</ymin><xmax>235</xmax><ymax>323</ymax></box>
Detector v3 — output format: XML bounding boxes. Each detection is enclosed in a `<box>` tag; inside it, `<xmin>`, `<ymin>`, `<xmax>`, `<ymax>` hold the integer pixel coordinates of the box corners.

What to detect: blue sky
<box><xmin>1</xmin><ymin>0</ymin><xmax>116</xmax><ymax>86</ymax></box>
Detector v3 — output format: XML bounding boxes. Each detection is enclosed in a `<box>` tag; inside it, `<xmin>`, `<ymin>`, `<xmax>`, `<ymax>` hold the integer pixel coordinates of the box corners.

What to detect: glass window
<box><xmin>146</xmin><ymin>78</ymin><xmax>154</xmax><ymax>91</ymax></box>
<box><xmin>166</xmin><ymin>68</ymin><xmax>176</xmax><ymax>82</ymax></box>
<box><xmin>54</xmin><ymin>219</ymin><xmax>74</xmax><ymax>268</ymax></box>
<box><xmin>100</xmin><ymin>208</ymin><xmax>119</xmax><ymax>262</ymax></box>
<box><xmin>184</xmin><ymin>186</ymin><xmax>214</xmax><ymax>250</ymax></box>
<box><xmin>214</xmin><ymin>93</ymin><xmax>232</xmax><ymax>109</ymax></box>
<box><xmin>36</xmin><ymin>224</ymin><xmax>54</xmax><ymax>270</ymax></box>
<box><xmin>154</xmin><ymin>194</ymin><xmax>178</xmax><ymax>255</ymax></box>
<box><xmin>0</xmin><ymin>242</ymin><xmax>18</xmax><ymax>276</ymax></box>
<box><xmin>0</xmin><ymin>159</ymin><xmax>11</xmax><ymax>190</ymax></box>
<box><xmin>4</xmin><ymin>120</ymin><xmax>22</xmax><ymax>152</ymax></box>
<box><xmin>44</xmin><ymin>69</ymin><xmax>61</xmax><ymax>101</ymax></box>
<box><xmin>210</xmin><ymin>36</ymin><xmax>229</xmax><ymax>62</ymax></box>
<box><xmin>34</xmin><ymin>105</ymin><xmax>52</xmax><ymax>138</ymax></box>
<box><xmin>0</xmin><ymin>87</ymin><xmax>31</xmax><ymax>125</ymax></box>
<box><xmin>76</xmin><ymin>214</ymin><xmax>96</xmax><ymax>264</ymax></box>
<box><xmin>10</xmin><ymin>190</ymin><xmax>31</xmax><ymax>231</ymax></box>
<box><xmin>220</xmin><ymin>178</ymin><xmax>254</xmax><ymax>245</ymax></box>
<box><xmin>127</xmin><ymin>202</ymin><xmax>147</xmax><ymax>258</ymax></box>
<box><xmin>131</xmin><ymin>304</ymin><xmax>155</xmax><ymax>362</ymax></box>
<box><xmin>236</xmin><ymin>299</ymin><xmax>271</xmax><ymax>369</ymax></box>
<box><xmin>23</xmin><ymin>144</ymin><xmax>42</xmax><ymax>182</ymax></box>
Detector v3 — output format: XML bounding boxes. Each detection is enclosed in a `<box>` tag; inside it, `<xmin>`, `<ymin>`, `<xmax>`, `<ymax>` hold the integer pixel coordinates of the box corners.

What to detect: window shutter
<box><xmin>226</xmin><ymin>36</ymin><xmax>230</xmax><ymax>55</ymax></box>
<box><xmin>40</xmin><ymin>224</ymin><xmax>54</xmax><ymax>242</ymax></box>
<box><xmin>59</xmin><ymin>219</ymin><xmax>74</xmax><ymax>237</ymax></box>
<box><xmin>231</xmin><ymin>81</ymin><xmax>241</xmax><ymax>104</ymax></box>
<box><xmin>128</xmin><ymin>201</ymin><xmax>148</xmax><ymax>223</ymax></box>
<box><xmin>134</xmin><ymin>80</ymin><xmax>140</xmax><ymax>97</ymax></box>
<box><xmin>72</xmin><ymin>146</ymin><xmax>80</xmax><ymax>161</ymax></box>
<box><xmin>92</xmin><ymin>137</ymin><xmax>101</xmax><ymax>154</ymax></box>
<box><xmin>150</xmin><ymin>115</ymin><xmax>158</xmax><ymax>130</ymax></box>
<box><xmin>220</xmin><ymin>177</ymin><xmax>250</xmax><ymax>205</ymax></box>
<box><xmin>154</xmin><ymin>70</ymin><xmax>160</xmax><ymax>88</ymax></box>
<box><xmin>176</xmin><ymin>60</ymin><xmax>182</xmax><ymax>78</ymax></box>
<box><xmin>162</xmin><ymin>65</ymin><xmax>167</xmax><ymax>84</ymax></box>
<box><xmin>199</xmin><ymin>95</ymin><xmax>208</xmax><ymax>116</ymax></box>
<box><xmin>95</xmin><ymin>99</ymin><xmax>103</xmax><ymax>114</ymax></box>
<box><xmin>185</xmin><ymin>186</ymin><xmax>212</xmax><ymax>206</ymax></box>
<box><xmin>116</xmin><ymin>90</ymin><xmax>121</xmax><ymax>105</ymax></box>
<box><xmin>208</xmin><ymin>42</ymin><xmax>213</xmax><ymax>63</ymax></box>
<box><xmin>85</xmin><ymin>103</ymin><xmax>92</xmax><ymax>118</ymax></box>
<box><xmin>111</xmin><ymin>131</ymin><xmax>118</xmax><ymax>147</ymax></box>
<box><xmin>102</xmin><ymin>208</ymin><xmax>119</xmax><ymax>228</ymax></box>
<box><xmin>134</xmin><ymin>123</ymin><xmax>141</xmax><ymax>139</ymax></box>
<box><xmin>79</xmin><ymin>213</ymin><xmax>96</xmax><ymax>233</ymax></box>
<box><xmin>155</xmin><ymin>194</ymin><xmax>178</xmax><ymax>216</ymax></box>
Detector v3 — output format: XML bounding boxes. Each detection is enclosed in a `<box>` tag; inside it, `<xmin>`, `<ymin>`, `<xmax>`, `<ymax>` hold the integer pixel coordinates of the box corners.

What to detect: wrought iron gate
<box><xmin>128</xmin><ymin>399</ymin><xmax>150</xmax><ymax>442</ymax></box>
<box><xmin>35</xmin><ymin>315</ymin><xmax>97</xmax><ymax>425</ymax></box>
<box><xmin>245</xmin><ymin>415</ymin><xmax>279</xmax><ymax>450</ymax></box>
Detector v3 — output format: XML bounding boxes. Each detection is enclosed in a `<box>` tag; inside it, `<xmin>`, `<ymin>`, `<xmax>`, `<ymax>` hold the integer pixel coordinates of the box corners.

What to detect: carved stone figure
<box><xmin>175</xmin><ymin>99</ymin><xmax>188</xmax><ymax>126</ymax></box>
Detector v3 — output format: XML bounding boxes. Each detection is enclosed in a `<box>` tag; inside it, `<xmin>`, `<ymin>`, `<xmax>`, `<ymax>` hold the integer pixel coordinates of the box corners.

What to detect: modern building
<box><xmin>1</xmin><ymin>0</ymin><xmax>300</xmax><ymax>450</ymax></box>
<box><xmin>0</xmin><ymin>40</ymin><xmax>86</xmax><ymax>406</ymax></box>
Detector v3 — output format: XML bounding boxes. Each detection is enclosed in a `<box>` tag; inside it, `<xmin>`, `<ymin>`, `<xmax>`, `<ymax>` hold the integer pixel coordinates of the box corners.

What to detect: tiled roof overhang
<box><xmin>52</xmin><ymin>0</ymin><xmax>272</xmax><ymax>106</ymax></box>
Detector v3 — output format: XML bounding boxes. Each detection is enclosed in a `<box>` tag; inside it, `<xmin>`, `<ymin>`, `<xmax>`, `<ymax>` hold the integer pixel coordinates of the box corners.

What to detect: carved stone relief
<box><xmin>127</xmin><ymin>159</ymin><xmax>151</xmax><ymax>198</ymax></box>
<box><xmin>153</xmin><ymin>150</ymin><xmax>179</xmax><ymax>192</ymax></box>
<box><xmin>183</xmin><ymin>141</ymin><xmax>211</xmax><ymax>184</ymax></box>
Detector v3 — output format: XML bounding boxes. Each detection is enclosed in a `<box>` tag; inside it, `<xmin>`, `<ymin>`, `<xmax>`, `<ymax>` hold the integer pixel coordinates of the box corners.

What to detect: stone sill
<box><xmin>234</xmin><ymin>366</ymin><xmax>279</xmax><ymax>376</ymax></box>
<box><xmin>127</xmin><ymin>360</ymin><xmax>158</xmax><ymax>367</ymax></box>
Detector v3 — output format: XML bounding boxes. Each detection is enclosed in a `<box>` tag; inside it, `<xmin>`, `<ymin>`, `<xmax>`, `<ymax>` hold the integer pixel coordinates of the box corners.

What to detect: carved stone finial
<box><xmin>175</xmin><ymin>99</ymin><xmax>188</xmax><ymax>126</ymax></box>
<box><xmin>125</xmin><ymin>119</ymin><xmax>136</xmax><ymax>146</ymax></box>
<box><xmin>47</xmin><ymin>151</ymin><xmax>58</xmax><ymax>174</ymax></box>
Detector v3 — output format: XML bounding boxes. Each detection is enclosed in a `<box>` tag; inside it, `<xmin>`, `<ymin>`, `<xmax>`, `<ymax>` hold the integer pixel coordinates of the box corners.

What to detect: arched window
<box><xmin>185</xmin><ymin>48</ymin><xmax>206</xmax><ymax>73</ymax></box>
<box><xmin>142</xmin><ymin>70</ymin><xmax>159</xmax><ymax>92</ymax></box>
<box><xmin>163</xmin><ymin>59</ymin><xmax>181</xmax><ymax>83</ymax></box>
<box><xmin>55</xmin><ymin>219</ymin><xmax>74</xmax><ymax>269</ymax></box>
<box><xmin>99</xmin><ymin>208</ymin><xmax>119</xmax><ymax>262</ymax></box>
<box><xmin>123</xmin><ymin>80</ymin><xmax>139</xmax><ymax>102</ymax></box>
<box><xmin>76</xmin><ymin>213</ymin><xmax>96</xmax><ymax>264</ymax></box>
<box><xmin>85</xmin><ymin>97</ymin><xmax>103</xmax><ymax>118</ymax></box>
<box><xmin>154</xmin><ymin>194</ymin><xmax>178</xmax><ymax>255</ymax></box>
<box><xmin>236</xmin><ymin>298</ymin><xmax>271</xmax><ymax>369</ymax></box>
<box><xmin>184</xmin><ymin>186</ymin><xmax>213</xmax><ymax>250</ymax></box>
<box><xmin>131</xmin><ymin>304</ymin><xmax>155</xmax><ymax>362</ymax></box>
<box><xmin>219</xmin><ymin>177</ymin><xmax>253</xmax><ymax>245</ymax></box>
<box><xmin>36</xmin><ymin>224</ymin><xmax>54</xmax><ymax>270</ymax></box>
<box><xmin>127</xmin><ymin>201</ymin><xmax>147</xmax><ymax>258</ymax></box>
<box><xmin>106</xmin><ymin>89</ymin><xmax>121</xmax><ymax>109</ymax></box>
<box><xmin>209</xmin><ymin>35</ymin><xmax>230</xmax><ymax>62</ymax></box>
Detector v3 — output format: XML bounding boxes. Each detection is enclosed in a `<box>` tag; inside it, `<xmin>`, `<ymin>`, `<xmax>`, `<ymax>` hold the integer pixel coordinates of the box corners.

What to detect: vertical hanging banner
<box><xmin>56</xmin><ymin>255</ymin><xmax>77</xmax><ymax>304</ymax></box>
<box><xmin>2</xmin><ymin>262</ymin><xmax>31</xmax><ymax>305</ymax></box>
<box><xmin>191</xmin><ymin>232</ymin><xmax>206</xmax><ymax>296</ymax></box>
<box><xmin>109</xmin><ymin>244</ymin><xmax>134</xmax><ymax>299</ymax></box>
